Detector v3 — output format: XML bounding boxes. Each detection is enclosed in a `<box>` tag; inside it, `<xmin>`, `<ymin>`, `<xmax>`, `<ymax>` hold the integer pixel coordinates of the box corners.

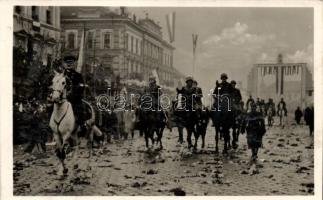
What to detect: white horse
<box><xmin>48</xmin><ymin>71</ymin><xmax>96</xmax><ymax>177</ymax></box>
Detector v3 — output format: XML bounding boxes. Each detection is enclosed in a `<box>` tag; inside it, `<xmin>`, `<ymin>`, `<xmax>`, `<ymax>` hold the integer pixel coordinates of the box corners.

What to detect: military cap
<box><xmin>231</xmin><ymin>80</ymin><xmax>237</xmax><ymax>84</ymax></box>
<box><xmin>221</xmin><ymin>73</ymin><xmax>228</xmax><ymax>80</ymax></box>
<box><xmin>185</xmin><ymin>76</ymin><xmax>194</xmax><ymax>83</ymax></box>
<box><xmin>63</xmin><ymin>55</ymin><xmax>77</xmax><ymax>65</ymax></box>
<box><xmin>149</xmin><ymin>76</ymin><xmax>156</xmax><ymax>81</ymax></box>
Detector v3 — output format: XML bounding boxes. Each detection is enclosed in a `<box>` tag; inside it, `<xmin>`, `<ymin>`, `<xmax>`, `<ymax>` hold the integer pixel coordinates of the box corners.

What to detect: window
<box><xmin>32</xmin><ymin>6</ymin><xmax>39</xmax><ymax>21</ymax></box>
<box><xmin>125</xmin><ymin>33</ymin><xmax>128</xmax><ymax>50</ymax></box>
<box><xmin>101</xmin><ymin>30</ymin><xmax>113</xmax><ymax>49</ymax></box>
<box><xmin>66</xmin><ymin>30</ymin><xmax>77</xmax><ymax>49</ymax></box>
<box><xmin>15</xmin><ymin>6</ymin><xmax>22</xmax><ymax>14</ymax></box>
<box><xmin>135</xmin><ymin>39</ymin><xmax>138</xmax><ymax>54</ymax></box>
<box><xmin>128</xmin><ymin>60</ymin><xmax>131</xmax><ymax>75</ymax></box>
<box><xmin>46</xmin><ymin>7</ymin><xmax>52</xmax><ymax>24</ymax></box>
<box><xmin>131</xmin><ymin>36</ymin><xmax>134</xmax><ymax>53</ymax></box>
<box><xmin>87</xmin><ymin>31</ymin><xmax>95</xmax><ymax>49</ymax></box>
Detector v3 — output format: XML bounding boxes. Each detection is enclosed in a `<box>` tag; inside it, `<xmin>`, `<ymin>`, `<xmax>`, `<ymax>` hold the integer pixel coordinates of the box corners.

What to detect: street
<box><xmin>13</xmin><ymin>121</ymin><xmax>314</xmax><ymax>196</ymax></box>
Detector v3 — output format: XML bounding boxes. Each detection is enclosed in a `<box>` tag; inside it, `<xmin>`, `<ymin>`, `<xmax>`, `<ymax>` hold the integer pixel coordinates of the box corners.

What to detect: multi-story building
<box><xmin>247</xmin><ymin>54</ymin><xmax>313</xmax><ymax>110</ymax></box>
<box><xmin>60</xmin><ymin>7</ymin><xmax>179</xmax><ymax>95</ymax></box>
<box><xmin>13</xmin><ymin>6</ymin><xmax>61</xmax><ymax>97</ymax></box>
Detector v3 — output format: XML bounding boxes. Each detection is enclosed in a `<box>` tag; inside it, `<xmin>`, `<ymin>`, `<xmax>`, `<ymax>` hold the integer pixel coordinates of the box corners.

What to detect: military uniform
<box><xmin>241</xmin><ymin>106</ymin><xmax>266</xmax><ymax>161</ymax></box>
<box><xmin>213</xmin><ymin>80</ymin><xmax>234</xmax><ymax>112</ymax></box>
<box><xmin>143</xmin><ymin>83</ymin><xmax>162</xmax><ymax>110</ymax></box>
<box><xmin>65</xmin><ymin>67</ymin><xmax>86</xmax><ymax>126</ymax></box>
<box><xmin>277</xmin><ymin>100</ymin><xmax>287</xmax><ymax>116</ymax></box>
<box><xmin>177</xmin><ymin>85</ymin><xmax>197</xmax><ymax>111</ymax></box>
<box><xmin>246</xmin><ymin>97</ymin><xmax>255</xmax><ymax>112</ymax></box>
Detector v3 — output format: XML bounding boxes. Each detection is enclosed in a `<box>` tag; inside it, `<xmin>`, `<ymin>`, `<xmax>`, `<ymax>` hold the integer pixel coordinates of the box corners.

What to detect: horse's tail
<box><xmin>82</xmin><ymin>99</ymin><xmax>95</xmax><ymax>127</ymax></box>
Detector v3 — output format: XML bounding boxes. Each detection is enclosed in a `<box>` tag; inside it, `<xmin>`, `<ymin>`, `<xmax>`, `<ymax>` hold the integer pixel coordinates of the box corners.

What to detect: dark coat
<box><xmin>242</xmin><ymin>111</ymin><xmax>266</xmax><ymax>148</ymax></box>
<box><xmin>304</xmin><ymin>107</ymin><xmax>314</xmax><ymax>127</ymax></box>
<box><xmin>294</xmin><ymin>109</ymin><xmax>303</xmax><ymax>120</ymax></box>
<box><xmin>177</xmin><ymin>86</ymin><xmax>197</xmax><ymax>111</ymax></box>
<box><xmin>65</xmin><ymin>68</ymin><xmax>85</xmax><ymax>104</ymax></box>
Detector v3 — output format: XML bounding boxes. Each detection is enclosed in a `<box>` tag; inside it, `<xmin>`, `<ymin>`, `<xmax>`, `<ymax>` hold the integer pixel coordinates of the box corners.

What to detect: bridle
<box><xmin>50</xmin><ymin>74</ymin><xmax>67</xmax><ymax>103</ymax></box>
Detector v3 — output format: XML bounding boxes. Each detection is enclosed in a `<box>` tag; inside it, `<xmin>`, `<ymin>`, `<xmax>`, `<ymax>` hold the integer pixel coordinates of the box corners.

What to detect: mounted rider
<box><xmin>230</xmin><ymin>80</ymin><xmax>242</xmax><ymax>111</ymax></box>
<box><xmin>213</xmin><ymin>73</ymin><xmax>234</xmax><ymax>111</ymax></box>
<box><xmin>142</xmin><ymin>76</ymin><xmax>162</xmax><ymax>111</ymax></box>
<box><xmin>192</xmin><ymin>79</ymin><xmax>203</xmax><ymax>119</ymax></box>
<box><xmin>266</xmin><ymin>98</ymin><xmax>276</xmax><ymax>116</ymax></box>
<box><xmin>246</xmin><ymin>95</ymin><xmax>255</xmax><ymax>112</ymax></box>
<box><xmin>277</xmin><ymin>98</ymin><xmax>287</xmax><ymax>116</ymax></box>
<box><xmin>62</xmin><ymin>56</ymin><xmax>87</xmax><ymax>131</ymax></box>
<box><xmin>177</xmin><ymin>76</ymin><xmax>197</xmax><ymax>111</ymax></box>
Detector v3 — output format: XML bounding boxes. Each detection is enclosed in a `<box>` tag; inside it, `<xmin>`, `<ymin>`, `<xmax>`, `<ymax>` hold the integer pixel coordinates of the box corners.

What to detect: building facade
<box><xmin>60</xmin><ymin>7</ymin><xmax>178</xmax><ymax>95</ymax></box>
<box><xmin>13</xmin><ymin>6</ymin><xmax>61</xmax><ymax>97</ymax></box>
<box><xmin>247</xmin><ymin>54</ymin><xmax>313</xmax><ymax>110</ymax></box>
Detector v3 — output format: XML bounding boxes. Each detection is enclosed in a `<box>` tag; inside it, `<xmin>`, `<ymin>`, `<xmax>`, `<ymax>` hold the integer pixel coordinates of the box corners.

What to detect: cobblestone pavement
<box><xmin>13</xmin><ymin>120</ymin><xmax>314</xmax><ymax>196</ymax></box>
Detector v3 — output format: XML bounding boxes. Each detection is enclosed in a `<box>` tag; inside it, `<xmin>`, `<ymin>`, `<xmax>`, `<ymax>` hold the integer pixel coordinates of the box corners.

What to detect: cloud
<box><xmin>173</xmin><ymin>22</ymin><xmax>312</xmax><ymax>93</ymax></box>
<box><xmin>285</xmin><ymin>44</ymin><xmax>313</xmax><ymax>72</ymax></box>
<box><xmin>198</xmin><ymin>22</ymin><xmax>278</xmax><ymax>79</ymax></box>
<box><xmin>203</xmin><ymin>22</ymin><xmax>275</xmax><ymax>47</ymax></box>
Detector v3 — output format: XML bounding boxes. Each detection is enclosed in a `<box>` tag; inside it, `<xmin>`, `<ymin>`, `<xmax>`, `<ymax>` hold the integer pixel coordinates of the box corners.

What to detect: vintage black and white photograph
<box><xmin>10</xmin><ymin>4</ymin><xmax>317</xmax><ymax>196</ymax></box>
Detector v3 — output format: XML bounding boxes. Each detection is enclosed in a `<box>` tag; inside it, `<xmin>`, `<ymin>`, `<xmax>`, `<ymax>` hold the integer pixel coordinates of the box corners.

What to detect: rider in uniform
<box><xmin>192</xmin><ymin>79</ymin><xmax>203</xmax><ymax>118</ymax></box>
<box><xmin>230</xmin><ymin>80</ymin><xmax>242</xmax><ymax>110</ymax></box>
<box><xmin>177</xmin><ymin>76</ymin><xmax>197</xmax><ymax>148</ymax></box>
<box><xmin>63</xmin><ymin>56</ymin><xmax>87</xmax><ymax>132</ymax></box>
<box><xmin>246</xmin><ymin>95</ymin><xmax>255</xmax><ymax>112</ymax></box>
<box><xmin>143</xmin><ymin>76</ymin><xmax>162</xmax><ymax>111</ymax></box>
<box><xmin>277</xmin><ymin>98</ymin><xmax>287</xmax><ymax>116</ymax></box>
<box><xmin>213</xmin><ymin>73</ymin><xmax>234</xmax><ymax>110</ymax></box>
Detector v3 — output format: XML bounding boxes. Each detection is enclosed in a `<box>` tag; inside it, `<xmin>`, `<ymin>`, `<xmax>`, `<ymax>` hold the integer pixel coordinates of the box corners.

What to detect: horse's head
<box><xmin>48</xmin><ymin>71</ymin><xmax>67</xmax><ymax>103</ymax></box>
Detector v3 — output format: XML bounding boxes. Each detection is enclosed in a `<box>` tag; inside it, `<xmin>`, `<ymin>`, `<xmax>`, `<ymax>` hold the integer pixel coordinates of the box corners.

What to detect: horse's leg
<box><xmin>201</xmin><ymin>130</ymin><xmax>206</xmax><ymax>149</ymax></box>
<box><xmin>53</xmin><ymin>132</ymin><xmax>68</xmax><ymax>176</ymax></box>
<box><xmin>144</xmin><ymin>128</ymin><xmax>149</xmax><ymax>149</ymax></box>
<box><xmin>87</xmin><ymin>127</ymin><xmax>94</xmax><ymax>158</ymax></box>
<box><xmin>232</xmin><ymin>126</ymin><xmax>238</xmax><ymax>149</ymax></box>
<box><xmin>223</xmin><ymin>128</ymin><xmax>229</xmax><ymax>154</ymax></box>
<box><xmin>158</xmin><ymin>127</ymin><xmax>164</xmax><ymax>150</ymax></box>
<box><xmin>215</xmin><ymin>126</ymin><xmax>219</xmax><ymax>154</ymax></box>
<box><xmin>227</xmin><ymin>129</ymin><xmax>231</xmax><ymax>150</ymax></box>
<box><xmin>70</xmin><ymin>129</ymin><xmax>79</xmax><ymax>160</ymax></box>
<box><xmin>186</xmin><ymin>128</ymin><xmax>193</xmax><ymax>149</ymax></box>
<box><xmin>193</xmin><ymin>129</ymin><xmax>199</xmax><ymax>151</ymax></box>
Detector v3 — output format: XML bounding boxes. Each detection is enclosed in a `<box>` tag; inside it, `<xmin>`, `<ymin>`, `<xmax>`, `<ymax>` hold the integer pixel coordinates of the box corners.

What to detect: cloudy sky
<box><xmin>130</xmin><ymin>7</ymin><xmax>313</xmax><ymax>93</ymax></box>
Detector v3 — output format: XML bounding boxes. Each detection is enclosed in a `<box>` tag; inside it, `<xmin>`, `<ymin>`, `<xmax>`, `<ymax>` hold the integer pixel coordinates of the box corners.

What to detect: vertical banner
<box><xmin>280</xmin><ymin>66</ymin><xmax>284</xmax><ymax>95</ymax></box>
<box><xmin>152</xmin><ymin>69</ymin><xmax>160</xmax><ymax>85</ymax></box>
<box><xmin>192</xmin><ymin>34</ymin><xmax>198</xmax><ymax>75</ymax></box>
<box><xmin>275</xmin><ymin>66</ymin><xmax>279</xmax><ymax>94</ymax></box>
<box><xmin>166</xmin><ymin>12</ymin><xmax>176</xmax><ymax>43</ymax></box>
<box><xmin>76</xmin><ymin>29</ymin><xmax>86</xmax><ymax>73</ymax></box>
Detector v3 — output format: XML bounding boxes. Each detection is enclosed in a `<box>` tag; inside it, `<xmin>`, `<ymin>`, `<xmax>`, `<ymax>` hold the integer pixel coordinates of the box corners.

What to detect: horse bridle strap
<box><xmin>53</xmin><ymin>103</ymin><xmax>70</xmax><ymax>134</ymax></box>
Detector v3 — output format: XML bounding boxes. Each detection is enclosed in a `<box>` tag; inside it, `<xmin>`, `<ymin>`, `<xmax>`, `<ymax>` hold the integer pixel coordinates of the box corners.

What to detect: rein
<box><xmin>53</xmin><ymin>102</ymin><xmax>70</xmax><ymax>135</ymax></box>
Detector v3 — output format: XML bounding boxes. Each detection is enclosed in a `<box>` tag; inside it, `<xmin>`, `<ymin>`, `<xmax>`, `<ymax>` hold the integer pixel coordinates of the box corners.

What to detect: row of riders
<box><xmin>46</xmin><ymin>57</ymin><xmax>273</xmax><ymax>176</ymax></box>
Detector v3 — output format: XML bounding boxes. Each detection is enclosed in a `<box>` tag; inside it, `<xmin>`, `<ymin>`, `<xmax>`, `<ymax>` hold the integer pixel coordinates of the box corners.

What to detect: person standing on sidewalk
<box><xmin>241</xmin><ymin>103</ymin><xmax>266</xmax><ymax>164</ymax></box>
<box><xmin>304</xmin><ymin>106</ymin><xmax>314</xmax><ymax>136</ymax></box>
<box><xmin>294</xmin><ymin>106</ymin><xmax>303</xmax><ymax>125</ymax></box>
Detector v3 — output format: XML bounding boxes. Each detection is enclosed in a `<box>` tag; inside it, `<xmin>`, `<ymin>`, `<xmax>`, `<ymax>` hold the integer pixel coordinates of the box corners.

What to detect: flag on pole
<box><xmin>166</xmin><ymin>12</ymin><xmax>176</xmax><ymax>43</ymax></box>
<box><xmin>152</xmin><ymin>69</ymin><xmax>160</xmax><ymax>85</ymax></box>
<box><xmin>76</xmin><ymin>29</ymin><xmax>86</xmax><ymax>73</ymax></box>
<box><xmin>192</xmin><ymin>34</ymin><xmax>198</xmax><ymax>75</ymax></box>
<box><xmin>192</xmin><ymin>34</ymin><xmax>198</xmax><ymax>54</ymax></box>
